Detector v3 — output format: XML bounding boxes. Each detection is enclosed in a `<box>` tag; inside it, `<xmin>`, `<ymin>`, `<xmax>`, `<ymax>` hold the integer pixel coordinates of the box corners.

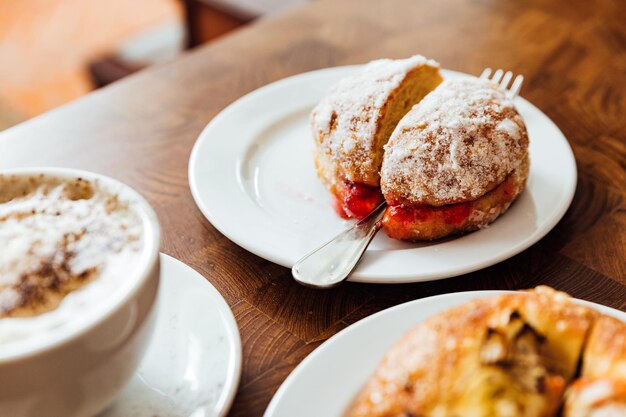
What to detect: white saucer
<box><xmin>264</xmin><ymin>291</ymin><xmax>626</xmax><ymax>417</ymax></box>
<box><xmin>188</xmin><ymin>66</ymin><xmax>577</xmax><ymax>283</ymax></box>
<box><xmin>100</xmin><ymin>254</ymin><xmax>242</xmax><ymax>417</ymax></box>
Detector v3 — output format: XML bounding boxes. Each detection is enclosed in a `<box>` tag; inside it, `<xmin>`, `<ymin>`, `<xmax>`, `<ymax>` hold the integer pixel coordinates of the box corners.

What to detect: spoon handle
<box><xmin>291</xmin><ymin>202</ymin><xmax>387</xmax><ymax>288</ymax></box>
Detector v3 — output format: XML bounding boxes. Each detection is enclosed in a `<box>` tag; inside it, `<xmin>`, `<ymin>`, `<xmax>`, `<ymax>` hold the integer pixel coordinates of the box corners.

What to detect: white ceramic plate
<box><xmin>264</xmin><ymin>291</ymin><xmax>626</xmax><ymax>417</ymax></box>
<box><xmin>100</xmin><ymin>254</ymin><xmax>241</xmax><ymax>417</ymax></box>
<box><xmin>189</xmin><ymin>66</ymin><xmax>577</xmax><ymax>283</ymax></box>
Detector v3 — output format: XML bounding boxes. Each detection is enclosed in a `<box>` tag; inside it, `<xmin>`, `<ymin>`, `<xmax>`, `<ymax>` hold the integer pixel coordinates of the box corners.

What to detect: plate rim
<box><xmin>188</xmin><ymin>65</ymin><xmax>578</xmax><ymax>283</ymax></box>
<box><xmin>159</xmin><ymin>253</ymin><xmax>242</xmax><ymax>417</ymax></box>
<box><xmin>263</xmin><ymin>290</ymin><xmax>626</xmax><ymax>417</ymax></box>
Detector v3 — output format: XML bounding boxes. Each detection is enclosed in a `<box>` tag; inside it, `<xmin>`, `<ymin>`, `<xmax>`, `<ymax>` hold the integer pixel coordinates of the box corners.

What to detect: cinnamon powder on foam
<box><xmin>0</xmin><ymin>175</ymin><xmax>143</xmax><ymax>344</ymax></box>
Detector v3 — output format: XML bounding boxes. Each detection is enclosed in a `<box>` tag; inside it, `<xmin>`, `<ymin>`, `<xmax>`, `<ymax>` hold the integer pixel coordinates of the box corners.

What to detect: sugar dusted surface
<box><xmin>310</xmin><ymin>55</ymin><xmax>439</xmax><ymax>184</ymax></box>
<box><xmin>0</xmin><ymin>175</ymin><xmax>143</xmax><ymax>345</ymax></box>
<box><xmin>381</xmin><ymin>78</ymin><xmax>529</xmax><ymax>206</ymax></box>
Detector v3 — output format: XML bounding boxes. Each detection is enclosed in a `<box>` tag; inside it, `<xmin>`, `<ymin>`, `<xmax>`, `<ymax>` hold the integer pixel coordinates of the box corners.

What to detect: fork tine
<box><xmin>479</xmin><ymin>68</ymin><xmax>523</xmax><ymax>98</ymax></box>
<box><xmin>499</xmin><ymin>71</ymin><xmax>513</xmax><ymax>90</ymax></box>
<box><xmin>508</xmin><ymin>74</ymin><xmax>524</xmax><ymax>98</ymax></box>
<box><xmin>491</xmin><ymin>69</ymin><xmax>504</xmax><ymax>84</ymax></box>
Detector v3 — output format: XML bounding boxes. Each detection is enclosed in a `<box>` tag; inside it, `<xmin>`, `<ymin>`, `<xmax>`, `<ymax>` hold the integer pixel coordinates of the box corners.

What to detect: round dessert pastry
<box><xmin>345</xmin><ymin>286</ymin><xmax>626</xmax><ymax>417</ymax></box>
<box><xmin>381</xmin><ymin>77</ymin><xmax>529</xmax><ymax>240</ymax></box>
<box><xmin>310</xmin><ymin>55</ymin><xmax>442</xmax><ymax>219</ymax></box>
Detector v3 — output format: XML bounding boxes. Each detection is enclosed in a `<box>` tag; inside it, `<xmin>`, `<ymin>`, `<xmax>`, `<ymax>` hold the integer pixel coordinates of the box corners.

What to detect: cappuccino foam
<box><xmin>0</xmin><ymin>174</ymin><xmax>144</xmax><ymax>345</ymax></box>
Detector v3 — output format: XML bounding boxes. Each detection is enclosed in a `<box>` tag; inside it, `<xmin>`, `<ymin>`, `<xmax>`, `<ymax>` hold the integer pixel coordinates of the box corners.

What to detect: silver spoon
<box><xmin>291</xmin><ymin>202</ymin><xmax>386</xmax><ymax>288</ymax></box>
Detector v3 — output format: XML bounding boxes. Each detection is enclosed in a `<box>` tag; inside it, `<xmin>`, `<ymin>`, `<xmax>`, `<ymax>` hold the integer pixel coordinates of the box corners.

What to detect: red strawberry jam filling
<box><xmin>382</xmin><ymin>201</ymin><xmax>474</xmax><ymax>240</ymax></box>
<box><xmin>386</xmin><ymin>200</ymin><xmax>473</xmax><ymax>227</ymax></box>
<box><xmin>333</xmin><ymin>180</ymin><xmax>384</xmax><ymax>220</ymax></box>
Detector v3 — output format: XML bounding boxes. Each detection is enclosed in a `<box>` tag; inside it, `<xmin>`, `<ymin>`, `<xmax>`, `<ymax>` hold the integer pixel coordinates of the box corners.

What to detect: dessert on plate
<box><xmin>381</xmin><ymin>77</ymin><xmax>529</xmax><ymax>240</ymax></box>
<box><xmin>345</xmin><ymin>286</ymin><xmax>626</xmax><ymax>417</ymax></box>
<box><xmin>310</xmin><ymin>55</ymin><xmax>442</xmax><ymax>219</ymax></box>
<box><xmin>310</xmin><ymin>55</ymin><xmax>530</xmax><ymax>241</ymax></box>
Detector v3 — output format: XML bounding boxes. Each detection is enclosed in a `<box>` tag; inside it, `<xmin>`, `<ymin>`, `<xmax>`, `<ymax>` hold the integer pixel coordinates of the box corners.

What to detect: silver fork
<box><xmin>479</xmin><ymin>68</ymin><xmax>524</xmax><ymax>99</ymax></box>
<box><xmin>292</xmin><ymin>69</ymin><xmax>524</xmax><ymax>289</ymax></box>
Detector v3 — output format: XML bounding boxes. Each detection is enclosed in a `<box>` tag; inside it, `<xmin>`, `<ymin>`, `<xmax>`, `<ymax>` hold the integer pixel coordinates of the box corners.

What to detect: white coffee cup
<box><xmin>0</xmin><ymin>168</ymin><xmax>161</xmax><ymax>417</ymax></box>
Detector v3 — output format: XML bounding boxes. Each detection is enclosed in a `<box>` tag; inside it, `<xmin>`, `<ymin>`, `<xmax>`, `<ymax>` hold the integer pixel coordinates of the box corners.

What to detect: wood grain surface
<box><xmin>1</xmin><ymin>0</ymin><xmax>625</xmax><ymax>415</ymax></box>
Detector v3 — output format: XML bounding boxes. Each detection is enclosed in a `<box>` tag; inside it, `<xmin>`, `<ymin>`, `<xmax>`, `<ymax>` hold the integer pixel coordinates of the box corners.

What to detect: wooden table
<box><xmin>1</xmin><ymin>0</ymin><xmax>624</xmax><ymax>414</ymax></box>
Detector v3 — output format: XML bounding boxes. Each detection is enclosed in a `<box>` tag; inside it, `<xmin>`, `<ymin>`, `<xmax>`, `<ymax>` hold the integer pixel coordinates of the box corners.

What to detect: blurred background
<box><xmin>0</xmin><ymin>0</ymin><xmax>305</xmax><ymax>130</ymax></box>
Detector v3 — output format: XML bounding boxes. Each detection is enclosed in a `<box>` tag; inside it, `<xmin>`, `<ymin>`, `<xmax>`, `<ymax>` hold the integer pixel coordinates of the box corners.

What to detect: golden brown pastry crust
<box><xmin>565</xmin><ymin>378</ymin><xmax>626</xmax><ymax>417</ymax></box>
<box><xmin>563</xmin><ymin>316</ymin><xmax>626</xmax><ymax>416</ymax></box>
<box><xmin>345</xmin><ymin>287</ymin><xmax>597</xmax><ymax>417</ymax></box>
<box><xmin>582</xmin><ymin>315</ymin><xmax>626</xmax><ymax>379</ymax></box>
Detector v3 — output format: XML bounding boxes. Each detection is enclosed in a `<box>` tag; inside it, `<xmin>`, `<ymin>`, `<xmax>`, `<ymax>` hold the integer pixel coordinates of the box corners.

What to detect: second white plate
<box><xmin>189</xmin><ymin>66</ymin><xmax>577</xmax><ymax>283</ymax></box>
<box><xmin>264</xmin><ymin>291</ymin><xmax>626</xmax><ymax>417</ymax></box>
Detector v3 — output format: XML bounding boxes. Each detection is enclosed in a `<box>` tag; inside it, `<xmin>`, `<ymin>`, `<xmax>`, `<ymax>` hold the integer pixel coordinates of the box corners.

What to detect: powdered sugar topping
<box><xmin>381</xmin><ymin>78</ymin><xmax>528</xmax><ymax>205</ymax></box>
<box><xmin>310</xmin><ymin>55</ymin><xmax>439</xmax><ymax>184</ymax></box>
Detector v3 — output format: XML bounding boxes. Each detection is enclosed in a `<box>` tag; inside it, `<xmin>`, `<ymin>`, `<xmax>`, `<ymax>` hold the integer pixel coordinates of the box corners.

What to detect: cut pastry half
<box><xmin>381</xmin><ymin>77</ymin><xmax>530</xmax><ymax>240</ymax></box>
<box><xmin>310</xmin><ymin>55</ymin><xmax>442</xmax><ymax>219</ymax></box>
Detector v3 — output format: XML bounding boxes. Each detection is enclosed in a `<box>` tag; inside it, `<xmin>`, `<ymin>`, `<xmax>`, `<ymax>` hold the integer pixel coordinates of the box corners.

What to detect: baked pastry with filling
<box><xmin>345</xmin><ymin>287</ymin><xmax>626</xmax><ymax>417</ymax></box>
<box><xmin>345</xmin><ymin>286</ymin><xmax>595</xmax><ymax>417</ymax></box>
<box><xmin>381</xmin><ymin>77</ymin><xmax>529</xmax><ymax>240</ymax></box>
<box><xmin>310</xmin><ymin>55</ymin><xmax>442</xmax><ymax>219</ymax></box>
